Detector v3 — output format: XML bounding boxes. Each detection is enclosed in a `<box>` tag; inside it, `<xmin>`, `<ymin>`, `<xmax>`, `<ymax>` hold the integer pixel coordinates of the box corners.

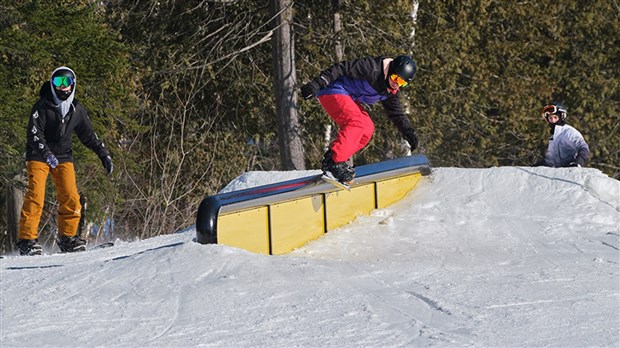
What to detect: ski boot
<box><xmin>322</xmin><ymin>150</ymin><xmax>355</xmax><ymax>184</ymax></box>
<box><xmin>57</xmin><ymin>235</ymin><xmax>87</xmax><ymax>253</ymax></box>
<box><xmin>16</xmin><ymin>238</ymin><xmax>42</xmax><ymax>256</ymax></box>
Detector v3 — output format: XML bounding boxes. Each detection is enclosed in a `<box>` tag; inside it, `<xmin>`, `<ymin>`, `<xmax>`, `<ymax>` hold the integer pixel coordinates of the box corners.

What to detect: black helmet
<box><xmin>50</xmin><ymin>67</ymin><xmax>76</xmax><ymax>101</ymax></box>
<box><xmin>388</xmin><ymin>55</ymin><xmax>417</xmax><ymax>83</ymax></box>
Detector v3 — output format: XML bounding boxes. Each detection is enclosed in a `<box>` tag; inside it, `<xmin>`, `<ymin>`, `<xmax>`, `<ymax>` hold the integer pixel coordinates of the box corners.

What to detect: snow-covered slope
<box><xmin>1</xmin><ymin>167</ymin><xmax>618</xmax><ymax>347</ymax></box>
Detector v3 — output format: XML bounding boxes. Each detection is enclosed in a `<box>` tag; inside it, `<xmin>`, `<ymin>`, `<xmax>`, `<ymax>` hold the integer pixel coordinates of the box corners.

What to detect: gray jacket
<box><xmin>544</xmin><ymin>124</ymin><xmax>590</xmax><ymax>167</ymax></box>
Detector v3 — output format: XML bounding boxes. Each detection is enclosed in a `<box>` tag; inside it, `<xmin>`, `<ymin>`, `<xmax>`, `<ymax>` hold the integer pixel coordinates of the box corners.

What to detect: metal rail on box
<box><xmin>196</xmin><ymin>155</ymin><xmax>431</xmax><ymax>254</ymax></box>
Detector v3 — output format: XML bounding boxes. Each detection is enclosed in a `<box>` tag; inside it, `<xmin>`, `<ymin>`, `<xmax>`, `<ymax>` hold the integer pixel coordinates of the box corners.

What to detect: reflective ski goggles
<box><xmin>390</xmin><ymin>74</ymin><xmax>408</xmax><ymax>87</ymax></box>
<box><xmin>52</xmin><ymin>76</ymin><xmax>74</xmax><ymax>88</ymax></box>
<box><xmin>541</xmin><ymin>104</ymin><xmax>563</xmax><ymax>119</ymax></box>
<box><xmin>542</xmin><ymin>104</ymin><xmax>558</xmax><ymax>115</ymax></box>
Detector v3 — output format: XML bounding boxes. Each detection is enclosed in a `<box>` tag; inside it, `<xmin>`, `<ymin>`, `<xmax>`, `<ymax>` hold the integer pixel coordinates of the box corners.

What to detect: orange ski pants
<box><xmin>318</xmin><ymin>94</ymin><xmax>375</xmax><ymax>163</ymax></box>
<box><xmin>18</xmin><ymin>161</ymin><xmax>81</xmax><ymax>240</ymax></box>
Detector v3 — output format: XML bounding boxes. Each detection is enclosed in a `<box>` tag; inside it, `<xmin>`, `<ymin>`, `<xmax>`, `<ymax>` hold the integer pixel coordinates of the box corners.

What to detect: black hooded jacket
<box><xmin>25</xmin><ymin>82</ymin><xmax>109</xmax><ymax>163</ymax></box>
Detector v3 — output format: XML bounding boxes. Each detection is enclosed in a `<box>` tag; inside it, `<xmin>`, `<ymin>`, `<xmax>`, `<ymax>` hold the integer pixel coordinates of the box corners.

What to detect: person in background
<box><xmin>534</xmin><ymin>103</ymin><xmax>590</xmax><ymax>168</ymax></box>
<box><xmin>16</xmin><ymin>66</ymin><xmax>113</xmax><ymax>256</ymax></box>
<box><xmin>300</xmin><ymin>55</ymin><xmax>419</xmax><ymax>184</ymax></box>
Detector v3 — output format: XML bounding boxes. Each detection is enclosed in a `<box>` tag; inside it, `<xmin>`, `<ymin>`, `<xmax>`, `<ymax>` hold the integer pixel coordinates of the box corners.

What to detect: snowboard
<box><xmin>89</xmin><ymin>241</ymin><xmax>115</xmax><ymax>250</ymax></box>
<box><xmin>320</xmin><ymin>173</ymin><xmax>354</xmax><ymax>191</ymax></box>
<box><xmin>58</xmin><ymin>241</ymin><xmax>114</xmax><ymax>253</ymax></box>
<box><xmin>4</xmin><ymin>241</ymin><xmax>114</xmax><ymax>259</ymax></box>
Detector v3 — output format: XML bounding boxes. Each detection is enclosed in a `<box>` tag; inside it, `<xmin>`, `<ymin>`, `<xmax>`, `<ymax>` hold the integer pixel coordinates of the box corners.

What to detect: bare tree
<box><xmin>270</xmin><ymin>0</ymin><xmax>305</xmax><ymax>170</ymax></box>
<box><xmin>402</xmin><ymin>0</ymin><xmax>420</xmax><ymax>157</ymax></box>
<box><xmin>322</xmin><ymin>0</ymin><xmax>345</xmax><ymax>156</ymax></box>
<box><xmin>332</xmin><ymin>0</ymin><xmax>344</xmax><ymax>61</ymax></box>
<box><xmin>3</xmin><ymin>176</ymin><xmax>24</xmax><ymax>253</ymax></box>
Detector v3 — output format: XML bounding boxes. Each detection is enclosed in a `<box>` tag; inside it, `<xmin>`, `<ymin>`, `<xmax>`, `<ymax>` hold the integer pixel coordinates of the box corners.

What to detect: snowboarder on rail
<box><xmin>300</xmin><ymin>55</ymin><xmax>420</xmax><ymax>184</ymax></box>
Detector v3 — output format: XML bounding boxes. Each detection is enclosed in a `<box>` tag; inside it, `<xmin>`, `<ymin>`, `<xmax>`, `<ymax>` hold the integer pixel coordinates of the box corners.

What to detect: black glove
<box><xmin>403</xmin><ymin>128</ymin><xmax>419</xmax><ymax>150</ymax></box>
<box><xmin>300</xmin><ymin>80</ymin><xmax>321</xmax><ymax>100</ymax></box>
<box><xmin>100</xmin><ymin>155</ymin><xmax>113</xmax><ymax>175</ymax></box>
<box><xmin>568</xmin><ymin>161</ymin><xmax>581</xmax><ymax>167</ymax></box>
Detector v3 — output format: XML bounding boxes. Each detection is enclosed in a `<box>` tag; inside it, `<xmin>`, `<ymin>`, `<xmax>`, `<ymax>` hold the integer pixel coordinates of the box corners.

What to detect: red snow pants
<box><xmin>318</xmin><ymin>94</ymin><xmax>375</xmax><ymax>163</ymax></box>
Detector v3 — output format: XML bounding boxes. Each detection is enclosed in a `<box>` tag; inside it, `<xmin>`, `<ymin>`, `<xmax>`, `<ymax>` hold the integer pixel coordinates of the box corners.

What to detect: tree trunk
<box><xmin>403</xmin><ymin>0</ymin><xmax>420</xmax><ymax>156</ymax></box>
<box><xmin>330</xmin><ymin>0</ymin><xmax>350</xmax><ymax>164</ymax></box>
<box><xmin>332</xmin><ymin>0</ymin><xmax>344</xmax><ymax>61</ymax></box>
<box><xmin>5</xmin><ymin>176</ymin><xmax>25</xmax><ymax>252</ymax></box>
<box><xmin>270</xmin><ymin>0</ymin><xmax>305</xmax><ymax>170</ymax></box>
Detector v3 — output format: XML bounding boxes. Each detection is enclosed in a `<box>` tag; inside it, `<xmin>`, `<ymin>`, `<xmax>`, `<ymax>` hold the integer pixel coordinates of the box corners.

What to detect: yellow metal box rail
<box><xmin>196</xmin><ymin>155</ymin><xmax>431</xmax><ymax>254</ymax></box>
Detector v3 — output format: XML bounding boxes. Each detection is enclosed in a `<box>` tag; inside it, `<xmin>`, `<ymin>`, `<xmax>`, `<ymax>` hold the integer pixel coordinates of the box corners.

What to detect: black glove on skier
<box><xmin>100</xmin><ymin>155</ymin><xmax>113</xmax><ymax>175</ymax></box>
<box><xmin>301</xmin><ymin>81</ymin><xmax>321</xmax><ymax>100</ymax></box>
<box><xmin>403</xmin><ymin>128</ymin><xmax>419</xmax><ymax>151</ymax></box>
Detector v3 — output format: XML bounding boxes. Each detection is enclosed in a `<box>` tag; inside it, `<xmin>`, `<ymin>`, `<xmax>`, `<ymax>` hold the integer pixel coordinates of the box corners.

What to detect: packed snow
<box><xmin>1</xmin><ymin>166</ymin><xmax>619</xmax><ymax>347</ymax></box>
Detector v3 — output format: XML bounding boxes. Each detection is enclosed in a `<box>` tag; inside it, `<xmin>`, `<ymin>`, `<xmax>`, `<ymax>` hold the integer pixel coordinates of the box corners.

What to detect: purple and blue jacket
<box><xmin>311</xmin><ymin>56</ymin><xmax>413</xmax><ymax>133</ymax></box>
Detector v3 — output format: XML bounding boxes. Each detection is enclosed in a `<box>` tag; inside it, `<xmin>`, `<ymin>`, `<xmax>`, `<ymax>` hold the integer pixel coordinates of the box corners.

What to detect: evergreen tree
<box><xmin>413</xmin><ymin>1</ymin><xmax>618</xmax><ymax>173</ymax></box>
<box><xmin>0</xmin><ymin>0</ymin><xmax>136</xmax><ymax>251</ymax></box>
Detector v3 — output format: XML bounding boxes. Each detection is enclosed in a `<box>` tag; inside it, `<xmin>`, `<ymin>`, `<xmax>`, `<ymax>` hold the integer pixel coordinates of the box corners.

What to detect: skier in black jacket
<box><xmin>16</xmin><ymin>66</ymin><xmax>113</xmax><ymax>255</ymax></box>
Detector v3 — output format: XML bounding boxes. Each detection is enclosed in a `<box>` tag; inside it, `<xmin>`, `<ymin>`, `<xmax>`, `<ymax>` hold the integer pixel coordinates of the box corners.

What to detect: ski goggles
<box><xmin>390</xmin><ymin>74</ymin><xmax>408</xmax><ymax>87</ymax></box>
<box><xmin>541</xmin><ymin>104</ymin><xmax>563</xmax><ymax>119</ymax></box>
<box><xmin>52</xmin><ymin>76</ymin><xmax>74</xmax><ymax>88</ymax></box>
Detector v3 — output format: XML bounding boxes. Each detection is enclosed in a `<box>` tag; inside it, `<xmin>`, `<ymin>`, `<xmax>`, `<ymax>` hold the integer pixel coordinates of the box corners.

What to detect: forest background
<box><xmin>0</xmin><ymin>0</ymin><xmax>618</xmax><ymax>253</ymax></box>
